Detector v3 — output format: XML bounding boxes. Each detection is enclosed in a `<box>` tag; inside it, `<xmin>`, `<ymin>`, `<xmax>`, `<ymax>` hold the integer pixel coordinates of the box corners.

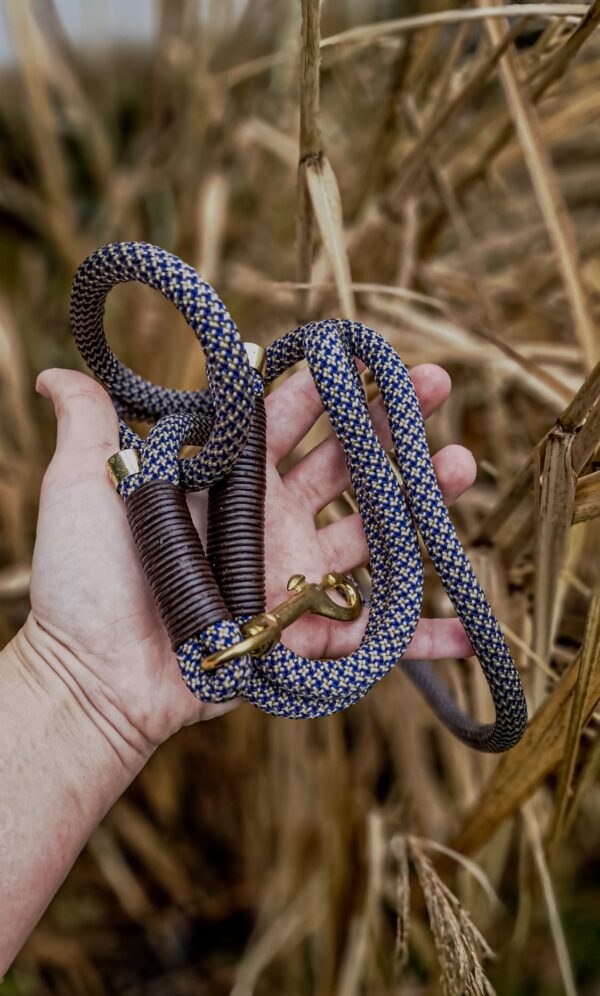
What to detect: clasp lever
<box><xmin>201</xmin><ymin>572</ymin><xmax>362</xmax><ymax>671</ymax></box>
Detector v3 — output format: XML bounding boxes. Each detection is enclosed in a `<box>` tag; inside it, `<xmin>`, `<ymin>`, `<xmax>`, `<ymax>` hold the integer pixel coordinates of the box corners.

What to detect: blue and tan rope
<box><xmin>70</xmin><ymin>241</ymin><xmax>527</xmax><ymax>752</ymax></box>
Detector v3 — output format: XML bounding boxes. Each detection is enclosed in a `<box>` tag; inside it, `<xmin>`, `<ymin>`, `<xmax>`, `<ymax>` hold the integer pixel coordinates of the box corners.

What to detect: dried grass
<box><xmin>2</xmin><ymin>1</ymin><xmax>600</xmax><ymax>993</ymax></box>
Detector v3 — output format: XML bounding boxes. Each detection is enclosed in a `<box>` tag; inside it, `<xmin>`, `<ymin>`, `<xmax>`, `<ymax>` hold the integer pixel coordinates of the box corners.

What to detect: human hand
<box><xmin>0</xmin><ymin>359</ymin><xmax>478</xmax><ymax>967</ymax></box>
<box><xmin>27</xmin><ymin>362</ymin><xmax>475</xmax><ymax>753</ymax></box>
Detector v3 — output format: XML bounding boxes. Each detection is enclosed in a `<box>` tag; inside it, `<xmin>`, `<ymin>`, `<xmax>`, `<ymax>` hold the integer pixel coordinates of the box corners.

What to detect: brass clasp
<box><xmin>201</xmin><ymin>572</ymin><xmax>362</xmax><ymax>671</ymax></box>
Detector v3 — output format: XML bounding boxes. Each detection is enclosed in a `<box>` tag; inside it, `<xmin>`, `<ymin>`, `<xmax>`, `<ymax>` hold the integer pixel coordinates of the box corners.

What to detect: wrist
<box><xmin>8</xmin><ymin>615</ymin><xmax>154</xmax><ymax>788</ymax></box>
<box><xmin>0</xmin><ymin>618</ymin><xmax>154</xmax><ymax>972</ymax></box>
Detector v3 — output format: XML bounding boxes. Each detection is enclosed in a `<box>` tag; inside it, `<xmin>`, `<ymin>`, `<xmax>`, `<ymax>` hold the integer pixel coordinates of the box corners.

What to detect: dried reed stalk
<box><xmin>297</xmin><ymin>0</ymin><xmax>354</xmax><ymax>320</ymax></box>
<box><xmin>547</xmin><ymin>591</ymin><xmax>600</xmax><ymax>858</ymax></box>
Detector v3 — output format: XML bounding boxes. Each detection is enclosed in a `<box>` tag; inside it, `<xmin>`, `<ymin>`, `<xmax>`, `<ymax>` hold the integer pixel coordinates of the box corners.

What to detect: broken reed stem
<box><xmin>547</xmin><ymin>591</ymin><xmax>600</xmax><ymax>860</ymax></box>
<box><xmin>474</xmin><ymin>362</ymin><xmax>600</xmax><ymax>549</ymax></box>
<box><xmin>296</xmin><ymin>0</ymin><xmax>322</xmax><ymax>320</ymax></box>
<box><xmin>561</xmin><ymin>360</ymin><xmax>600</xmax><ymax>430</ymax></box>
<box><xmin>296</xmin><ymin>0</ymin><xmax>355</xmax><ymax>319</ymax></box>
<box><xmin>299</xmin><ymin>0</ymin><xmax>322</xmax><ymax>161</ymax></box>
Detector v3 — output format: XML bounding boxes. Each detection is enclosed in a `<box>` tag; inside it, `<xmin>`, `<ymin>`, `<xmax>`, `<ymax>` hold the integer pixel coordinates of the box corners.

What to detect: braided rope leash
<box><xmin>70</xmin><ymin>242</ymin><xmax>527</xmax><ymax>753</ymax></box>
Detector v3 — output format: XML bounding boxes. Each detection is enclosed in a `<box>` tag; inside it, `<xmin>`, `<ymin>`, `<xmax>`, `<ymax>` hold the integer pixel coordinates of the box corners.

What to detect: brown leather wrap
<box><xmin>207</xmin><ymin>395</ymin><xmax>267</xmax><ymax>616</ymax></box>
<box><xmin>126</xmin><ymin>480</ymin><xmax>230</xmax><ymax>650</ymax></box>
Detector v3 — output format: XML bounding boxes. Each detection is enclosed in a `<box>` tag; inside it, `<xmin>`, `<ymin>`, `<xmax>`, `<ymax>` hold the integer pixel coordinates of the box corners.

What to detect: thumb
<box><xmin>37</xmin><ymin>368</ymin><xmax>119</xmax><ymax>470</ymax></box>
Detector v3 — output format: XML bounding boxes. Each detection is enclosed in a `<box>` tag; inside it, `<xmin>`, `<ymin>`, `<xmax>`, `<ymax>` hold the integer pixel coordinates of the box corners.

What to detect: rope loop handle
<box><xmin>70</xmin><ymin>242</ymin><xmax>528</xmax><ymax>753</ymax></box>
<box><xmin>70</xmin><ymin>241</ymin><xmax>254</xmax><ymax>490</ymax></box>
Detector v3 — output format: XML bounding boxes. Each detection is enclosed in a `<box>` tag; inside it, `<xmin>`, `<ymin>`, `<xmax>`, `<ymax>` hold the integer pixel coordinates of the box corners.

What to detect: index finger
<box><xmin>265</xmin><ymin>362</ymin><xmax>452</xmax><ymax>464</ymax></box>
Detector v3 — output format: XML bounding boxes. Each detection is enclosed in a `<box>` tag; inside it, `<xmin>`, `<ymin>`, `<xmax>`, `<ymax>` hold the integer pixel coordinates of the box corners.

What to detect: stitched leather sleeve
<box><xmin>207</xmin><ymin>395</ymin><xmax>267</xmax><ymax>616</ymax></box>
<box><xmin>127</xmin><ymin>480</ymin><xmax>230</xmax><ymax>649</ymax></box>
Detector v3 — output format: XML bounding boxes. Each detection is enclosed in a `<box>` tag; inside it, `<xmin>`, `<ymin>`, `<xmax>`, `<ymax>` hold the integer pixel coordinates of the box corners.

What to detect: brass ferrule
<box><xmin>244</xmin><ymin>341</ymin><xmax>267</xmax><ymax>376</ymax></box>
<box><xmin>107</xmin><ymin>448</ymin><xmax>141</xmax><ymax>488</ymax></box>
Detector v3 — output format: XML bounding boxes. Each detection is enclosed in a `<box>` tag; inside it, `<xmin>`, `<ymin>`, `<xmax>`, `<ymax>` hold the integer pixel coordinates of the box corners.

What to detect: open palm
<box><xmin>29</xmin><ymin>362</ymin><xmax>476</xmax><ymax>747</ymax></box>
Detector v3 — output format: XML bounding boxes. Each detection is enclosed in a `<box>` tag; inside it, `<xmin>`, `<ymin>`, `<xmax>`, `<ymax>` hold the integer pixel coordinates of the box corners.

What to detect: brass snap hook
<box><xmin>201</xmin><ymin>571</ymin><xmax>363</xmax><ymax>671</ymax></box>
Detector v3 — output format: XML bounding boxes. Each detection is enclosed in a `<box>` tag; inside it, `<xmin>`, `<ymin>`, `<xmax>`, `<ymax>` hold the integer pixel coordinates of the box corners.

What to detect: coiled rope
<box><xmin>70</xmin><ymin>241</ymin><xmax>527</xmax><ymax>753</ymax></box>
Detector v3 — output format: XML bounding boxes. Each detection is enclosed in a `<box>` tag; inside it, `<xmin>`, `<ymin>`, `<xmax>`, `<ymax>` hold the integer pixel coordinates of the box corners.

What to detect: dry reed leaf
<box><xmin>270</xmin><ymin>279</ymin><xmax>445</xmax><ymax>311</ymax></box>
<box><xmin>564</xmin><ymin>726</ymin><xmax>600</xmax><ymax>835</ymax></box>
<box><xmin>0</xmin><ymin>302</ymin><xmax>38</xmax><ymax>563</ymax></box>
<box><xmin>217</xmin><ymin>49</ymin><xmax>292</xmax><ymax>89</ymax></box>
<box><xmin>561</xmin><ymin>567</ymin><xmax>593</xmax><ymax>600</ymax></box>
<box><xmin>230</xmin><ymin>877</ymin><xmax>322</xmax><ymax>996</ymax></box>
<box><xmin>450</xmin><ymin>649</ymin><xmax>600</xmax><ymax>858</ymax></box>
<box><xmin>500</xmin><ymin>621</ymin><xmax>556</xmax><ymax>680</ymax></box>
<box><xmin>571</xmin><ymin>397</ymin><xmax>600</xmax><ymax>474</ymax></box>
<box><xmin>482</xmin><ymin>0</ymin><xmax>598</xmax><ymax>371</ymax></box>
<box><xmin>397</xmin><ymin>196</ymin><xmax>419</xmax><ymax>290</ymax></box>
<box><xmin>529</xmin><ymin>0</ymin><xmax>600</xmax><ymax>95</ymax></box>
<box><xmin>547</xmin><ymin>591</ymin><xmax>600</xmax><ymax>856</ymax></box>
<box><xmin>109</xmin><ymin>799</ymin><xmax>196</xmax><ymax>906</ymax></box>
<box><xmin>475</xmin><ymin>363</ymin><xmax>600</xmax><ymax>550</ymax></box>
<box><xmin>88</xmin><ymin>826</ymin><xmax>153</xmax><ymax>923</ymax></box>
<box><xmin>321</xmin><ymin>6</ymin><xmax>588</xmax><ymax>51</ymax></box>
<box><xmin>296</xmin><ymin>0</ymin><xmax>355</xmax><ymax>320</ymax></box>
<box><xmin>237</xmin><ymin>117</ymin><xmax>298</xmax><ymax>168</ymax></box>
<box><xmin>335</xmin><ymin>812</ymin><xmax>386</xmax><ymax>996</ymax></box>
<box><xmin>196</xmin><ymin>172</ymin><xmax>229</xmax><ymax>287</ymax></box>
<box><xmin>217</xmin><ymin>5</ymin><xmax>588</xmax><ymax>88</ymax></box>
<box><xmin>305</xmin><ymin>155</ymin><xmax>356</xmax><ymax>319</ymax></box>
<box><xmin>532</xmin><ymin>427</ymin><xmax>577</xmax><ymax>702</ymax></box>
<box><xmin>522</xmin><ymin>804</ymin><xmax>577</xmax><ymax>996</ymax></box>
<box><xmin>366</xmin><ymin>297</ymin><xmax>569</xmax><ymax>409</ymax></box>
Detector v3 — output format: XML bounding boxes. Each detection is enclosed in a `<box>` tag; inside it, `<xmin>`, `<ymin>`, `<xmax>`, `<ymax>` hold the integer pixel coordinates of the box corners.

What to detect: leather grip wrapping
<box><xmin>207</xmin><ymin>395</ymin><xmax>267</xmax><ymax>616</ymax></box>
<box><xmin>127</xmin><ymin>480</ymin><xmax>230</xmax><ymax>650</ymax></box>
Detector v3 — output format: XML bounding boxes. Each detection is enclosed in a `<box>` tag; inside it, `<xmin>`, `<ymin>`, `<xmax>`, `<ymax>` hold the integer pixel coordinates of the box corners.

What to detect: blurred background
<box><xmin>1</xmin><ymin>1</ymin><xmax>600</xmax><ymax>993</ymax></box>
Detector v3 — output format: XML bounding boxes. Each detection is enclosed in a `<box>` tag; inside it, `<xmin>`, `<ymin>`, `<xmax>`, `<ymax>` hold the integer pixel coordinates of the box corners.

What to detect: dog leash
<box><xmin>70</xmin><ymin>241</ymin><xmax>527</xmax><ymax>752</ymax></box>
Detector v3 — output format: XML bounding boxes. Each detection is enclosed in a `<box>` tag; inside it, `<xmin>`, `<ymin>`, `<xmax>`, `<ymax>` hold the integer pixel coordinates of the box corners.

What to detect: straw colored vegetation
<box><xmin>1</xmin><ymin>1</ymin><xmax>600</xmax><ymax>993</ymax></box>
